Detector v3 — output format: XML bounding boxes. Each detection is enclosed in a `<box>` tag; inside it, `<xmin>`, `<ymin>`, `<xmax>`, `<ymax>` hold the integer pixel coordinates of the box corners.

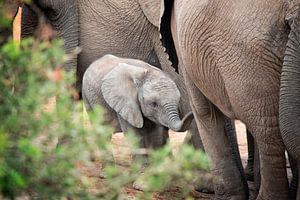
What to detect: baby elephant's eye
<box><xmin>150</xmin><ymin>102</ymin><xmax>158</xmax><ymax>108</ymax></box>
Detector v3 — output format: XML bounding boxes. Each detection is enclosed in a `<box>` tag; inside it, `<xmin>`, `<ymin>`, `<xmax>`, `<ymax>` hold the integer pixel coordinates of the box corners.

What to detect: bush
<box><xmin>0</xmin><ymin>37</ymin><xmax>108</xmax><ymax>199</ymax></box>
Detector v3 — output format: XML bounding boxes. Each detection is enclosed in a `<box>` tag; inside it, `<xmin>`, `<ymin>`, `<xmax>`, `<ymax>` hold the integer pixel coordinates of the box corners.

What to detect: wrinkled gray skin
<box><xmin>82</xmin><ymin>55</ymin><xmax>194</xmax><ymax>144</ymax></box>
<box><xmin>164</xmin><ymin>0</ymin><xmax>298</xmax><ymax>199</ymax></box>
<box><xmin>280</xmin><ymin>1</ymin><xmax>300</xmax><ymax>199</ymax></box>
<box><xmin>21</xmin><ymin>0</ymin><xmax>78</xmax><ymax>71</ymax></box>
<box><xmin>20</xmin><ymin>0</ymin><xmax>204</xmax><ymax>150</ymax></box>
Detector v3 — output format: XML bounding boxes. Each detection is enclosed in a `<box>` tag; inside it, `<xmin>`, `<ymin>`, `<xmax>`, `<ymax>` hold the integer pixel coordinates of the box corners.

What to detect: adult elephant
<box><xmin>280</xmin><ymin>1</ymin><xmax>300</xmax><ymax>199</ymax></box>
<box><xmin>160</xmin><ymin>0</ymin><xmax>297</xmax><ymax>199</ymax></box>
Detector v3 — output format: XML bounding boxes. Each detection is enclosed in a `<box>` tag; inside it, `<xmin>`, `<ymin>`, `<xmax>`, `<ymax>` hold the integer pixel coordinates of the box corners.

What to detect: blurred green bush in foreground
<box><xmin>0</xmin><ymin>37</ymin><xmax>107</xmax><ymax>199</ymax></box>
<box><xmin>0</xmin><ymin>2</ymin><xmax>210</xmax><ymax>199</ymax></box>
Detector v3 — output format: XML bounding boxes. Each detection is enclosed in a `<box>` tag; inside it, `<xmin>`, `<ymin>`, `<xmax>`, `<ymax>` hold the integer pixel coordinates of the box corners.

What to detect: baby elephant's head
<box><xmin>101</xmin><ymin>62</ymin><xmax>193</xmax><ymax>132</ymax></box>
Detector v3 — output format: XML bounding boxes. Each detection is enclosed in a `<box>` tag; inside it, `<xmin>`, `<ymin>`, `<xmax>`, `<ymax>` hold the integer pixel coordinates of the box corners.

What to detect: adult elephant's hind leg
<box><xmin>245</xmin><ymin>130</ymin><xmax>255</xmax><ymax>181</ymax></box>
<box><xmin>298</xmin><ymin>168</ymin><xmax>300</xmax><ymax>199</ymax></box>
<box><xmin>288</xmin><ymin>154</ymin><xmax>298</xmax><ymax>199</ymax></box>
<box><xmin>184</xmin><ymin>121</ymin><xmax>204</xmax><ymax>150</ymax></box>
<box><xmin>248</xmin><ymin>118</ymin><xmax>288</xmax><ymax>200</ymax></box>
<box><xmin>184</xmin><ymin>74</ymin><xmax>248</xmax><ymax>199</ymax></box>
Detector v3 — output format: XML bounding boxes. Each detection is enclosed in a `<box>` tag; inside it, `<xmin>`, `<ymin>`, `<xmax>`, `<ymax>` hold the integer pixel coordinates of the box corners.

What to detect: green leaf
<box><xmin>8</xmin><ymin>169</ymin><xmax>26</xmax><ymax>189</ymax></box>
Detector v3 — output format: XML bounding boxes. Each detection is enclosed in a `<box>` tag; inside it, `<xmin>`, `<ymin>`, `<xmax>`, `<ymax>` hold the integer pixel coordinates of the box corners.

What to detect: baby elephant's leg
<box><xmin>118</xmin><ymin>116</ymin><xmax>169</xmax><ymax>190</ymax></box>
<box><xmin>141</xmin><ymin>119</ymin><xmax>169</xmax><ymax>150</ymax></box>
<box><xmin>117</xmin><ymin>115</ymin><xmax>148</xmax><ymax>164</ymax></box>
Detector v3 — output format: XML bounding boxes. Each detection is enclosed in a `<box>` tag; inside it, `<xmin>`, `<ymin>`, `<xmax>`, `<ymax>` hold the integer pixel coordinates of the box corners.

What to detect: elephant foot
<box><xmin>99</xmin><ymin>162</ymin><xmax>115</xmax><ymax>179</ymax></box>
<box><xmin>132</xmin><ymin>178</ymin><xmax>147</xmax><ymax>191</ymax></box>
<box><xmin>255</xmin><ymin>194</ymin><xmax>280</xmax><ymax>200</ymax></box>
<box><xmin>255</xmin><ymin>189</ymin><xmax>288</xmax><ymax>200</ymax></box>
<box><xmin>132</xmin><ymin>163</ymin><xmax>148</xmax><ymax>191</ymax></box>
<box><xmin>212</xmin><ymin>173</ymin><xmax>248</xmax><ymax>200</ymax></box>
<box><xmin>244</xmin><ymin>163</ymin><xmax>254</xmax><ymax>181</ymax></box>
<box><xmin>213</xmin><ymin>184</ymin><xmax>247</xmax><ymax>200</ymax></box>
<box><xmin>214</xmin><ymin>194</ymin><xmax>247</xmax><ymax>200</ymax></box>
<box><xmin>194</xmin><ymin>185</ymin><xmax>214</xmax><ymax>194</ymax></box>
<box><xmin>193</xmin><ymin>171</ymin><xmax>214</xmax><ymax>193</ymax></box>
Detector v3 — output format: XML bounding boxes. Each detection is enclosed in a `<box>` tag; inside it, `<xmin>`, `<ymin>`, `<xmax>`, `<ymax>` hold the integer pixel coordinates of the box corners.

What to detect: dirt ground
<box><xmin>77</xmin><ymin>120</ymin><xmax>249</xmax><ymax>200</ymax></box>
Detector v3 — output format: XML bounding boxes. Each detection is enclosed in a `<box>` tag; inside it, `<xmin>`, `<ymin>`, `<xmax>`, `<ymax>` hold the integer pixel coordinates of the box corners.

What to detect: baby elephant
<box><xmin>82</xmin><ymin>54</ymin><xmax>193</xmax><ymax>151</ymax></box>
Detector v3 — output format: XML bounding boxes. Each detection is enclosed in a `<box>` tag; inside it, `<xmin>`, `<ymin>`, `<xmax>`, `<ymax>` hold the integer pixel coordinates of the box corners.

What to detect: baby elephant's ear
<box><xmin>101</xmin><ymin>63</ymin><xmax>148</xmax><ymax>128</ymax></box>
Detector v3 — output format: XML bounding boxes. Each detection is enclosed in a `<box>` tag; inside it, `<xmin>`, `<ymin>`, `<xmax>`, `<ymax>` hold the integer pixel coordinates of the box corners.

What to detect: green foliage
<box><xmin>0</xmin><ymin>38</ymin><xmax>109</xmax><ymax>199</ymax></box>
<box><xmin>0</xmin><ymin>3</ymin><xmax>9</xmax><ymax>29</ymax></box>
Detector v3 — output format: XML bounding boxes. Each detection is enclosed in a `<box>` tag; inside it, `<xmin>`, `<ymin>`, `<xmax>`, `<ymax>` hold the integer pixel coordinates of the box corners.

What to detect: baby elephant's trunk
<box><xmin>169</xmin><ymin>111</ymin><xmax>194</xmax><ymax>132</ymax></box>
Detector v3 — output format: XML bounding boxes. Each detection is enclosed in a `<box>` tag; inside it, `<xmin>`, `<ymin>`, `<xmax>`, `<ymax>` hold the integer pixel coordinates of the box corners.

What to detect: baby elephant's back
<box><xmin>83</xmin><ymin>54</ymin><xmax>121</xmax><ymax>87</ymax></box>
<box><xmin>82</xmin><ymin>55</ymin><xmax>120</xmax><ymax>110</ymax></box>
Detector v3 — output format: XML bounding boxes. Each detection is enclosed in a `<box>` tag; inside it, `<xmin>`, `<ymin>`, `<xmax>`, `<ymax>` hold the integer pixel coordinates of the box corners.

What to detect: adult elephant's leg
<box><xmin>252</xmin><ymin>139</ymin><xmax>260</xmax><ymax>199</ymax></box>
<box><xmin>21</xmin><ymin>4</ymin><xmax>38</xmax><ymax>38</ymax></box>
<box><xmin>224</xmin><ymin>117</ymin><xmax>249</xmax><ymax>196</ymax></box>
<box><xmin>288</xmin><ymin>154</ymin><xmax>298</xmax><ymax>199</ymax></box>
<box><xmin>245</xmin><ymin>130</ymin><xmax>262</xmax><ymax>199</ymax></box>
<box><xmin>247</xmin><ymin>119</ymin><xmax>288</xmax><ymax>200</ymax></box>
<box><xmin>245</xmin><ymin>130</ymin><xmax>255</xmax><ymax>181</ymax></box>
<box><xmin>21</xmin><ymin>0</ymin><xmax>79</xmax><ymax>72</ymax></box>
<box><xmin>185</xmin><ymin>121</ymin><xmax>204</xmax><ymax>149</ymax></box>
<box><xmin>298</xmin><ymin>169</ymin><xmax>300</xmax><ymax>199</ymax></box>
<box><xmin>183</xmin><ymin>72</ymin><xmax>248</xmax><ymax>199</ymax></box>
